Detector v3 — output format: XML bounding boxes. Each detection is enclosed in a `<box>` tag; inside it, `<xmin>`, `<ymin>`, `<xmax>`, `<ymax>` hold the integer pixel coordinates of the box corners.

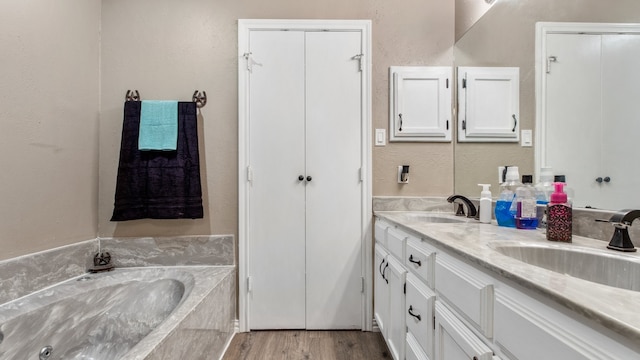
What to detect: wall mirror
<box><xmin>453</xmin><ymin>0</ymin><xmax>640</xmax><ymax>210</ymax></box>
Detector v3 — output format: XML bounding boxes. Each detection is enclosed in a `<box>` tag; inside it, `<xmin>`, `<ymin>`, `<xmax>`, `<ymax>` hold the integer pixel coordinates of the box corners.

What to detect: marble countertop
<box><xmin>375</xmin><ymin>211</ymin><xmax>640</xmax><ymax>344</ymax></box>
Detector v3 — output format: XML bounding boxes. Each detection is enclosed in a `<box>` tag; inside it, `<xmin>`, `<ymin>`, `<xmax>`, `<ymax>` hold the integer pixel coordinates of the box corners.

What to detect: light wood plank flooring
<box><xmin>222</xmin><ymin>331</ymin><xmax>391</xmax><ymax>360</ymax></box>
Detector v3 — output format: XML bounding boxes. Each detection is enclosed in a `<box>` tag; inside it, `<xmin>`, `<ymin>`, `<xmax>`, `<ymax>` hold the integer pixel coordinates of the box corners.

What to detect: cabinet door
<box><xmin>457</xmin><ymin>66</ymin><xmax>519</xmax><ymax>142</ymax></box>
<box><xmin>390</xmin><ymin>66</ymin><xmax>452</xmax><ymax>142</ymax></box>
<box><xmin>435</xmin><ymin>302</ymin><xmax>494</xmax><ymax>360</ymax></box>
<box><xmin>406</xmin><ymin>273</ymin><xmax>436</xmax><ymax>359</ymax></box>
<box><xmin>387</xmin><ymin>256</ymin><xmax>407</xmax><ymax>360</ymax></box>
<box><xmin>374</xmin><ymin>244</ymin><xmax>390</xmax><ymax>338</ymax></box>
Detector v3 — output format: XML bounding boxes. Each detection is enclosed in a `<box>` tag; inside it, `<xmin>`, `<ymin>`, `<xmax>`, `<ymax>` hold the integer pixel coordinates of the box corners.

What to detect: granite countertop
<box><xmin>375</xmin><ymin>210</ymin><xmax>640</xmax><ymax>344</ymax></box>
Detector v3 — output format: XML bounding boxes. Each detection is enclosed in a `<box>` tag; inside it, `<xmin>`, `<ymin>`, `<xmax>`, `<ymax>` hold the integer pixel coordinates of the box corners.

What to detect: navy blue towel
<box><xmin>111</xmin><ymin>101</ymin><xmax>204</xmax><ymax>221</ymax></box>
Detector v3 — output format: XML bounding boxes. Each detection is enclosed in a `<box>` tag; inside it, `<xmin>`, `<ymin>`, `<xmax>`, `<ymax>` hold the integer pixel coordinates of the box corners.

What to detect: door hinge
<box><xmin>247</xmin><ymin>276</ymin><xmax>253</xmax><ymax>292</ymax></box>
<box><xmin>247</xmin><ymin>166</ymin><xmax>253</xmax><ymax>182</ymax></box>
<box><xmin>446</xmin><ymin>120</ymin><xmax>449</xmax><ymax>130</ymax></box>
<box><xmin>462</xmin><ymin>78</ymin><xmax>467</xmax><ymax>88</ymax></box>
<box><xmin>359</xmin><ymin>168</ymin><xmax>364</xmax><ymax>182</ymax></box>
<box><xmin>462</xmin><ymin>120</ymin><xmax>466</xmax><ymax>131</ymax></box>
<box><xmin>446</xmin><ymin>78</ymin><xmax>449</xmax><ymax>89</ymax></box>
<box><xmin>433</xmin><ymin>316</ymin><xmax>436</xmax><ymax>330</ymax></box>
<box><xmin>361</xmin><ymin>277</ymin><xmax>365</xmax><ymax>293</ymax></box>
<box><xmin>403</xmin><ymin>282</ymin><xmax>406</xmax><ymax>294</ymax></box>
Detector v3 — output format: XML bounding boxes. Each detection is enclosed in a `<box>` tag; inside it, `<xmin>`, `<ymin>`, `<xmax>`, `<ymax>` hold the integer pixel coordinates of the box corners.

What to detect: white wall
<box><xmin>0</xmin><ymin>0</ymin><xmax>100</xmax><ymax>260</ymax></box>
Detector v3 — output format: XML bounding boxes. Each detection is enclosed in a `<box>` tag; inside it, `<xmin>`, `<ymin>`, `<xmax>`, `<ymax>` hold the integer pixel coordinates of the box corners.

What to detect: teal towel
<box><xmin>138</xmin><ymin>100</ymin><xmax>178</xmax><ymax>151</ymax></box>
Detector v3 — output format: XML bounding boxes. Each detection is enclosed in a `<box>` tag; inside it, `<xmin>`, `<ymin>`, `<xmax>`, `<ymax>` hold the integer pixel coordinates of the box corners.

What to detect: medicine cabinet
<box><xmin>457</xmin><ymin>66</ymin><xmax>520</xmax><ymax>142</ymax></box>
<box><xmin>389</xmin><ymin>66</ymin><xmax>452</xmax><ymax>142</ymax></box>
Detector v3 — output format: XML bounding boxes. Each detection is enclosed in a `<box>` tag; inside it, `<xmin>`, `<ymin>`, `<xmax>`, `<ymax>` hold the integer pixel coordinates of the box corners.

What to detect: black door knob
<box><xmin>298</xmin><ymin>175</ymin><xmax>304</xmax><ymax>181</ymax></box>
<box><xmin>306</xmin><ymin>176</ymin><xmax>312</xmax><ymax>182</ymax></box>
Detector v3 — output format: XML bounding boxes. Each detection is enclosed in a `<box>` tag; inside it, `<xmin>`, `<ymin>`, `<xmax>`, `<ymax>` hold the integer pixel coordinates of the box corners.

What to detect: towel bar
<box><xmin>125</xmin><ymin>89</ymin><xmax>207</xmax><ymax>109</ymax></box>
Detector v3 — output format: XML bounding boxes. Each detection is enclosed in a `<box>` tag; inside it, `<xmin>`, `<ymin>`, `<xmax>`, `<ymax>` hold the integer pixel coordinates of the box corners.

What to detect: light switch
<box><xmin>521</xmin><ymin>129</ymin><xmax>533</xmax><ymax>147</ymax></box>
<box><xmin>375</xmin><ymin>129</ymin><xmax>386</xmax><ymax>146</ymax></box>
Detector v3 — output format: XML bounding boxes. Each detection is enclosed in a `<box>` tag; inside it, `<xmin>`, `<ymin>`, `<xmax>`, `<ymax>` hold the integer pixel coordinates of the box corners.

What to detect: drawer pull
<box><xmin>408</xmin><ymin>305</ymin><xmax>421</xmax><ymax>321</ymax></box>
<box><xmin>409</xmin><ymin>254</ymin><xmax>422</xmax><ymax>266</ymax></box>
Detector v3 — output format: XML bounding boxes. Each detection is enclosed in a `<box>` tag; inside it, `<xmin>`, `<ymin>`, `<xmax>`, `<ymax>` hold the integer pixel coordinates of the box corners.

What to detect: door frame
<box><xmin>238</xmin><ymin>19</ymin><xmax>373</xmax><ymax>333</ymax></box>
<box><xmin>535</xmin><ymin>22</ymin><xmax>640</xmax><ymax>181</ymax></box>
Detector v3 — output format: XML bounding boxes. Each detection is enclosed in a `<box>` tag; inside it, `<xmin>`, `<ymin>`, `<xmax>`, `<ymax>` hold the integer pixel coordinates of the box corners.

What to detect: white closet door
<box><xmin>601</xmin><ymin>34</ymin><xmax>640</xmax><ymax>209</ymax></box>
<box><xmin>305</xmin><ymin>31</ymin><xmax>363</xmax><ymax>329</ymax></box>
<box><xmin>248</xmin><ymin>30</ymin><xmax>306</xmax><ymax>329</ymax></box>
<box><xmin>544</xmin><ymin>33</ymin><xmax>602</xmax><ymax>207</ymax></box>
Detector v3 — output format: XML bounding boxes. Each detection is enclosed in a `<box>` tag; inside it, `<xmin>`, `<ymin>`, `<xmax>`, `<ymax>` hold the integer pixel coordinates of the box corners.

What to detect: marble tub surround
<box><xmin>0</xmin><ymin>266</ymin><xmax>235</xmax><ymax>360</ymax></box>
<box><xmin>0</xmin><ymin>239</ymin><xmax>97</xmax><ymax>304</ymax></box>
<box><xmin>144</xmin><ymin>267</ymin><xmax>235</xmax><ymax>359</ymax></box>
<box><xmin>375</xmin><ymin>211</ymin><xmax>640</xmax><ymax>348</ymax></box>
<box><xmin>99</xmin><ymin>235</ymin><xmax>235</xmax><ymax>267</ymax></box>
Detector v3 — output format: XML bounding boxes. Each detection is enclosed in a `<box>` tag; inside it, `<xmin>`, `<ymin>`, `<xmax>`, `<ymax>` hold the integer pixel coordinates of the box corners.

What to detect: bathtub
<box><xmin>0</xmin><ymin>266</ymin><xmax>235</xmax><ymax>360</ymax></box>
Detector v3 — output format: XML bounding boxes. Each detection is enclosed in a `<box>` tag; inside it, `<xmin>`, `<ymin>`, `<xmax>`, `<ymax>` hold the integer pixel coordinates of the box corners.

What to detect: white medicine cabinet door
<box><xmin>457</xmin><ymin>66</ymin><xmax>520</xmax><ymax>142</ymax></box>
<box><xmin>390</xmin><ymin>66</ymin><xmax>452</xmax><ymax>142</ymax></box>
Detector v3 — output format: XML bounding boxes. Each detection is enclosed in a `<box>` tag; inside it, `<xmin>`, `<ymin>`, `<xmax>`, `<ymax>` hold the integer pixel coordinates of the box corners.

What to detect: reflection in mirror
<box><xmin>453</xmin><ymin>0</ymin><xmax>640</xmax><ymax>210</ymax></box>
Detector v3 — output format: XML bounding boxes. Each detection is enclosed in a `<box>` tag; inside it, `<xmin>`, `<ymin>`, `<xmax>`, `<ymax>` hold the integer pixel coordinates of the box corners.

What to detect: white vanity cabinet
<box><xmin>405</xmin><ymin>273</ymin><xmax>436</xmax><ymax>360</ymax></box>
<box><xmin>375</xmin><ymin>244</ymin><xmax>390</xmax><ymax>338</ymax></box>
<box><xmin>387</xmin><ymin>255</ymin><xmax>408</xmax><ymax>360</ymax></box>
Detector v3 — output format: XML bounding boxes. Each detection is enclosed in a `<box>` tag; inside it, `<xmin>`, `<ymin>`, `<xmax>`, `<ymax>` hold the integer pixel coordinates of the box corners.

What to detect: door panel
<box><xmin>601</xmin><ymin>34</ymin><xmax>640</xmax><ymax>209</ymax></box>
<box><xmin>544</xmin><ymin>34</ymin><xmax>602</xmax><ymax>207</ymax></box>
<box><xmin>304</xmin><ymin>31</ymin><xmax>363</xmax><ymax>329</ymax></box>
<box><xmin>248</xmin><ymin>30</ymin><xmax>306</xmax><ymax>329</ymax></box>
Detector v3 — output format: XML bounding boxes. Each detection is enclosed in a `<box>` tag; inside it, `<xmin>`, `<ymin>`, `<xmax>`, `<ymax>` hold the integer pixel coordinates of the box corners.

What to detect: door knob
<box><xmin>306</xmin><ymin>176</ymin><xmax>312</xmax><ymax>182</ymax></box>
<box><xmin>298</xmin><ymin>175</ymin><xmax>304</xmax><ymax>181</ymax></box>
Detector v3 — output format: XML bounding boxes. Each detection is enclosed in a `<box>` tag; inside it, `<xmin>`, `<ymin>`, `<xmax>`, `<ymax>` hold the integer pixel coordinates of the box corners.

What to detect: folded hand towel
<box><xmin>138</xmin><ymin>100</ymin><xmax>178</xmax><ymax>151</ymax></box>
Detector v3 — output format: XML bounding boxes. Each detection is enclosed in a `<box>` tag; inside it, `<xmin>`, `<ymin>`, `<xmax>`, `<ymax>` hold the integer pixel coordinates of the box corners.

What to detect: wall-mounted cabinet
<box><xmin>457</xmin><ymin>67</ymin><xmax>519</xmax><ymax>142</ymax></box>
<box><xmin>389</xmin><ymin>66</ymin><xmax>452</xmax><ymax>142</ymax></box>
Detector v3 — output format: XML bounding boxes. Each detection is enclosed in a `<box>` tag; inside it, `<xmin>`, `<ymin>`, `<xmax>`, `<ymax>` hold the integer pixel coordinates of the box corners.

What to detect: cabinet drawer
<box><xmin>435</xmin><ymin>301</ymin><xmax>494</xmax><ymax>360</ymax></box>
<box><xmin>435</xmin><ymin>253</ymin><xmax>494</xmax><ymax>337</ymax></box>
<box><xmin>387</xmin><ymin>226</ymin><xmax>407</xmax><ymax>260</ymax></box>
<box><xmin>494</xmin><ymin>290</ymin><xmax>633</xmax><ymax>360</ymax></box>
<box><xmin>406</xmin><ymin>331</ymin><xmax>430</xmax><ymax>360</ymax></box>
<box><xmin>375</xmin><ymin>218</ymin><xmax>390</xmax><ymax>247</ymax></box>
<box><xmin>405</xmin><ymin>273</ymin><xmax>435</xmax><ymax>359</ymax></box>
<box><xmin>405</xmin><ymin>237</ymin><xmax>437</xmax><ymax>289</ymax></box>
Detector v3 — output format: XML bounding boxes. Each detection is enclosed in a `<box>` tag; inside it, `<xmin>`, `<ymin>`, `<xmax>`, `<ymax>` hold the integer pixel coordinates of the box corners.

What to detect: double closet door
<box><xmin>246</xmin><ymin>28</ymin><xmax>364</xmax><ymax>329</ymax></box>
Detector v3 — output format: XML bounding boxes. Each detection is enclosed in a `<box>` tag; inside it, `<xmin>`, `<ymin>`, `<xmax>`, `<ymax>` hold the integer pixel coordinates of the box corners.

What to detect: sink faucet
<box><xmin>447</xmin><ymin>195</ymin><xmax>477</xmax><ymax>218</ymax></box>
<box><xmin>597</xmin><ymin>209</ymin><xmax>640</xmax><ymax>252</ymax></box>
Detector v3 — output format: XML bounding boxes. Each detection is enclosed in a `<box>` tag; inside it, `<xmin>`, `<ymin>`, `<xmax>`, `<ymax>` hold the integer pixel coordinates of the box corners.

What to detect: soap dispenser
<box><xmin>478</xmin><ymin>184</ymin><xmax>492</xmax><ymax>224</ymax></box>
<box><xmin>515</xmin><ymin>175</ymin><xmax>538</xmax><ymax>229</ymax></box>
<box><xmin>495</xmin><ymin>166</ymin><xmax>521</xmax><ymax>227</ymax></box>
<box><xmin>547</xmin><ymin>182</ymin><xmax>572</xmax><ymax>242</ymax></box>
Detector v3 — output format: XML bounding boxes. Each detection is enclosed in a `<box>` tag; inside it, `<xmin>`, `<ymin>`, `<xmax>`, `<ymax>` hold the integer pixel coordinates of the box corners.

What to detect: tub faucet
<box><xmin>447</xmin><ymin>195</ymin><xmax>477</xmax><ymax>218</ymax></box>
<box><xmin>597</xmin><ymin>209</ymin><xmax>640</xmax><ymax>252</ymax></box>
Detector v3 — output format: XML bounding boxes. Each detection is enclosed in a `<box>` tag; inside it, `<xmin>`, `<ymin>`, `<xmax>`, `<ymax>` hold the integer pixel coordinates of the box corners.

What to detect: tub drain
<box><xmin>39</xmin><ymin>345</ymin><xmax>53</xmax><ymax>360</ymax></box>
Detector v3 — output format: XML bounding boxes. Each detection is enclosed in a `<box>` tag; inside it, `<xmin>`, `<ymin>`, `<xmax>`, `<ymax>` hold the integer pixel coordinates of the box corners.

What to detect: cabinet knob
<box><xmin>596</xmin><ymin>177</ymin><xmax>603</xmax><ymax>183</ymax></box>
<box><xmin>306</xmin><ymin>176</ymin><xmax>312</xmax><ymax>182</ymax></box>
<box><xmin>604</xmin><ymin>176</ymin><xmax>611</xmax><ymax>183</ymax></box>
<box><xmin>298</xmin><ymin>175</ymin><xmax>305</xmax><ymax>181</ymax></box>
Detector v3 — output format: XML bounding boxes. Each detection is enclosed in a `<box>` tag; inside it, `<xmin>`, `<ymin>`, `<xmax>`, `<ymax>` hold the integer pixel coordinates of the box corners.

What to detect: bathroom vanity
<box><xmin>374</xmin><ymin>211</ymin><xmax>640</xmax><ymax>360</ymax></box>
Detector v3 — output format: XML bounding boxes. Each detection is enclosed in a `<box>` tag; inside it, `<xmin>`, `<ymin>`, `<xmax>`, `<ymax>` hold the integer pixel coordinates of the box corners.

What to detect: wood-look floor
<box><xmin>222</xmin><ymin>331</ymin><xmax>391</xmax><ymax>360</ymax></box>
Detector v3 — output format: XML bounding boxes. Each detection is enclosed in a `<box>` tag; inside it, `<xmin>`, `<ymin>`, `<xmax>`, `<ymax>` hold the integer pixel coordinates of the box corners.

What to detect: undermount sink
<box><xmin>401</xmin><ymin>213</ymin><xmax>469</xmax><ymax>224</ymax></box>
<box><xmin>491</xmin><ymin>244</ymin><xmax>640</xmax><ymax>292</ymax></box>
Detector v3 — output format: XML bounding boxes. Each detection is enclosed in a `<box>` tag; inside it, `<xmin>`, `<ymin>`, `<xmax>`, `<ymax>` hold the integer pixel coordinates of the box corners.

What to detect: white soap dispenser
<box><xmin>478</xmin><ymin>184</ymin><xmax>492</xmax><ymax>224</ymax></box>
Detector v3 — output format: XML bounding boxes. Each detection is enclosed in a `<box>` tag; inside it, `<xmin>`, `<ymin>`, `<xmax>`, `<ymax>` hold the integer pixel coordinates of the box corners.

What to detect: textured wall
<box><xmin>99</xmin><ymin>0</ymin><xmax>455</xmax><ymax>239</ymax></box>
<box><xmin>453</xmin><ymin>0</ymin><xmax>640</xmax><ymax>197</ymax></box>
<box><xmin>0</xmin><ymin>1</ymin><xmax>100</xmax><ymax>260</ymax></box>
